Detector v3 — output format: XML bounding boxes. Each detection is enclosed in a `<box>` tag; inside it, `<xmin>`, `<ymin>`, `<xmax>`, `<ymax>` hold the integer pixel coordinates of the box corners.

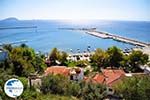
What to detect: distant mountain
<box><xmin>1</xmin><ymin>17</ymin><xmax>19</xmax><ymax>22</ymax></box>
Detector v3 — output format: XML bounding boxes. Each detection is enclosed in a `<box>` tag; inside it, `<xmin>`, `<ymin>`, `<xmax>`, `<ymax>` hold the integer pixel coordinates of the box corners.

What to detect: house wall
<box><xmin>72</xmin><ymin>68</ymin><xmax>84</xmax><ymax>81</ymax></box>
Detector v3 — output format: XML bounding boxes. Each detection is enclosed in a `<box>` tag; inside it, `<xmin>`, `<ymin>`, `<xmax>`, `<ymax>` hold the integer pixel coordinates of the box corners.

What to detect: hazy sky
<box><xmin>0</xmin><ymin>0</ymin><xmax>150</xmax><ymax>21</ymax></box>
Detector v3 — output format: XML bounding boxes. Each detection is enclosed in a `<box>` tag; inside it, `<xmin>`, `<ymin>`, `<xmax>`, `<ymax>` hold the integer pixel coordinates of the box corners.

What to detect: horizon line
<box><xmin>1</xmin><ymin>17</ymin><xmax>150</xmax><ymax>22</ymax></box>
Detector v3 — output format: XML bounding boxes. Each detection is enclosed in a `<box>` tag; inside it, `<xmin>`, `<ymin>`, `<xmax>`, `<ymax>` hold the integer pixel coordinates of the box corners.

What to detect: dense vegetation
<box><xmin>41</xmin><ymin>74</ymin><xmax>107</xmax><ymax>100</ymax></box>
<box><xmin>48</xmin><ymin>48</ymin><xmax>68</xmax><ymax>66</ymax></box>
<box><xmin>113</xmin><ymin>75</ymin><xmax>150</xmax><ymax>100</ymax></box>
<box><xmin>0</xmin><ymin>44</ymin><xmax>46</xmax><ymax>77</ymax></box>
<box><xmin>90</xmin><ymin>46</ymin><xmax>149</xmax><ymax>72</ymax></box>
<box><xmin>0</xmin><ymin>44</ymin><xmax>46</xmax><ymax>100</ymax></box>
<box><xmin>0</xmin><ymin>44</ymin><xmax>149</xmax><ymax>100</ymax></box>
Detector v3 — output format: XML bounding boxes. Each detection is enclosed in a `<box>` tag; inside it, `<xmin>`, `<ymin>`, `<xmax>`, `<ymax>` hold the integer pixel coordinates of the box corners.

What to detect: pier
<box><xmin>85</xmin><ymin>30</ymin><xmax>150</xmax><ymax>47</ymax></box>
<box><xmin>0</xmin><ymin>26</ymin><xmax>37</xmax><ymax>30</ymax></box>
<box><xmin>60</xmin><ymin>27</ymin><xmax>149</xmax><ymax>47</ymax></box>
<box><xmin>84</xmin><ymin>30</ymin><xmax>150</xmax><ymax>57</ymax></box>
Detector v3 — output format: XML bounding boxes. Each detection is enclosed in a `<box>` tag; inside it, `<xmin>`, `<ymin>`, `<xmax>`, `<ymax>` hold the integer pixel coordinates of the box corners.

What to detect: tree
<box><xmin>20</xmin><ymin>43</ymin><xmax>28</xmax><ymax>48</ymax></box>
<box><xmin>1</xmin><ymin>44</ymin><xmax>46</xmax><ymax>77</ymax></box>
<box><xmin>48</xmin><ymin>48</ymin><xmax>68</xmax><ymax>66</ymax></box>
<box><xmin>2</xmin><ymin>44</ymin><xmax>13</xmax><ymax>52</ymax></box>
<box><xmin>120</xmin><ymin>50</ymin><xmax>149</xmax><ymax>72</ymax></box>
<box><xmin>10</xmin><ymin>46</ymin><xmax>36</xmax><ymax>76</ymax></box>
<box><xmin>49</xmin><ymin>48</ymin><xmax>60</xmax><ymax>65</ymax></box>
<box><xmin>127</xmin><ymin>50</ymin><xmax>149</xmax><ymax>72</ymax></box>
<box><xmin>41</xmin><ymin>74</ymin><xmax>107</xmax><ymax>99</ymax></box>
<box><xmin>106</xmin><ymin>46</ymin><xmax>124</xmax><ymax>68</ymax></box>
<box><xmin>40</xmin><ymin>74</ymin><xmax>70</xmax><ymax>95</ymax></box>
<box><xmin>78</xmin><ymin>81</ymin><xmax>107</xmax><ymax>100</ymax></box>
<box><xmin>76</xmin><ymin>60</ymin><xmax>89</xmax><ymax>68</ymax></box>
<box><xmin>32</xmin><ymin>54</ymin><xmax>46</xmax><ymax>74</ymax></box>
<box><xmin>113</xmin><ymin>75</ymin><xmax>150</xmax><ymax>100</ymax></box>
<box><xmin>59</xmin><ymin>51</ymin><xmax>68</xmax><ymax>66</ymax></box>
<box><xmin>90</xmin><ymin>48</ymin><xmax>109</xmax><ymax>71</ymax></box>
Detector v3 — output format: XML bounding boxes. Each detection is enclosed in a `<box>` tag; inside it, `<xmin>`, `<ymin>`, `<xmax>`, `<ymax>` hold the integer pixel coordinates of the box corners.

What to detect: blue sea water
<box><xmin>0</xmin><ymin>20</ymin><xmax>150</xmax><ymax>53</ymax></box>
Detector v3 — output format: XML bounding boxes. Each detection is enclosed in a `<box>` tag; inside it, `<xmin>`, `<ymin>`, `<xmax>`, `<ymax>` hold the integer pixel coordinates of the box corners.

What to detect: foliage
<box><xmin>18</xmin><ymin>77</ymin><xmax>28</xmax><ymax>89</ymax></box>
<box><xmin>65</xmin><ymin>61</ymin><xmax>77</xmax><ymax>67</ymax></box>
<box><xmin>48</xmin><ymin>48</ymin><xmax>68</xmax><ymax>66</ymax></box>
<box><xmin>90</xmin><ymin>48</ymin><xmax>109</xmax><ymax>71</ymax></box>
<box><xmin>90</xmin><ymin>46</ymin><xmax>149</xmax><ymax>73</ymax></box>
<box><xmin>21</xmin><ymin>89</ymin><xmax>78</xmax><ymax>100</ymax></box>
<box><xmin>106</xmin><ymin>46</ymin><xmax>124</xmax><ymax>68</ymax></box>
<box><xmin>36</xmin><ymin>93</ymin><xmax>78</xmax><ymax>100</ymax></box>
<box><xmin>0</xmin><ymin>44</ymin><xmax>46</xmax><ymax>77</ymax></box>
<box><xmin>2</xmin><ymin>44</ymin><xmax>13</xmax><ymax>52</ymax></box>
<box><xmin>78</xmin><ymin>81</ymin><xmax>107</xmax><ymax>100</ymax></box>
<box><xmin>49</xmin><ymin>48</ymin><xmax>60</xmax><ymax>65</ymax></box>
<box><xmin>41</xmin><ymin>74</ymin><xmax>106</xmax><ymax>100</ymax></box>
<box><xmin>41</xmin><ymin>74</ymin><xmax>70</xmax><ymax>95</ymax></box>
<box><xmin>10</xmin><ymin>46</ymin><xmax>36</xmax><ymax>76</ymax></box>
<box><xmin>59</xmin><ymin>51</ymin><xmax>68</xmax><ymax>65</ymax></box>
<box><xmin>126</xmin><ymin>50</ymin><xmax>149</xmax><ymax>72</ymax></box>
<box><xmin>0</xmin><ymin>70</ymin><xmax>18</xmax><ymax>100</ymax></box>
<box><xmin>19</xmin><ymin>88</ymin><xmax>40</xmax><ymax>100</ymax></box>
<box><xmin>76</xmin><ymin>60</ymin><xmax>89</xmax><ymax>67</ymax></box>
<box><xmin>113</xmin><ymin>75</ymin><xmax>150</xmax><ymax>100</ymax></box>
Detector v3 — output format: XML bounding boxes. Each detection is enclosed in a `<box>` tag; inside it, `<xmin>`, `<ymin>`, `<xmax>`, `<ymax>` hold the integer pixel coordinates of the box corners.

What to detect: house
<box><xmin>28</xmin><ymin>74</ymin><xmax>42</xmax><ymax>87</ymax></box>
<box><xmin>67</xmin><ymin>52</ymin><xmax>92</xmax><ymax>61</ymax></box>
<box><xmin>85</xmin><ymin>68</ymin><xmax>126</xmax><ymax>95</ymax></box>
<box><xmin>92</xmin><ymin>69</ymin><xmax>125</xmax><ymax>87</ymax></box>
<box><xmin>70</xmin><ymin>67</ymin><xmax>84</xmax><ymax>81</ymax></box>
<box><xmin>44</xmin><ymin>66</ymin><xmax>84</xmax><ymax>81</ymax></box>
<box><xmin>44</xmin><ymin>66</ymin><xmax>70</xmax><ymax>77</ymax></box>
<box><xmin>139</xmin><ymin>65</ymin><xmax>150</xmax><ymax>74</ymax></box>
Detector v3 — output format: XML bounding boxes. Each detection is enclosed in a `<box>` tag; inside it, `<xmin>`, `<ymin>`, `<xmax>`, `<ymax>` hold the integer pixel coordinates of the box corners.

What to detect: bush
<box><xmin>78</xmin><ymin>81</ymin><xmax>106</xmax><ymax>100</ymax></box>
<box><xmin>18</xmin><ymin>77</ymin><xmax>28</xmax><ymax>89</ymax></box>
<box><xmin>41</xmin><ymin>74</ymin><xmax>70</xmax><ymax>95</ymax></box>
<box><xmin>40</xmin><ymin>74</ymin><xmax>106</xmax><ymax>99</ymax></box>
<box><xmin>20</xmin><ymin>88</ymin><xmax>40</xmax><ymax>100</ymax></box>
<box><xmin>113</xmin><ymin>75</ymin><xmax>150</xmax><ymax>100</ymax></box>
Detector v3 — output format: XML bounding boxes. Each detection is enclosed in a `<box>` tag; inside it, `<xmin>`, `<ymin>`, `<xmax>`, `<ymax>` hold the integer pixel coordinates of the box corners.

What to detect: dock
<box><xmin>85</xmin><ymin>30</ymin><xmax>150</xmax><ymax>47</ymax></box>
<box><xmin>0</xmin><ymin>26</ymin><xmax>37</xmax><ymax>30</ymax></box>
<box><xmin>60</xmin><ymin>27</ymin><xmax>149</xmax><ymax>47</ymax></box>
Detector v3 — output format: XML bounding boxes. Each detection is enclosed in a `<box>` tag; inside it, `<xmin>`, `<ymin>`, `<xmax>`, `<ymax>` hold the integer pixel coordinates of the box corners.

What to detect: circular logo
<box><xmin>4</xmin><ymin>78</ymin><xmax>24</xmax><ymax>98</ymax></box>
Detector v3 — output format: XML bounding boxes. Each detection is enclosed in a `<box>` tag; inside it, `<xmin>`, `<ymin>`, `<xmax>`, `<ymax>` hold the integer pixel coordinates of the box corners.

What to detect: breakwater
<box><xmin>86</xmin><ymin>30</ymin><xmax>149</xmax><ymax>47</ymax></box>
<box><xmin>0</xmin><ymin>26</ymin><xmax>37</xmax><ymax>30</ymax></box>
<box><xmin>60</xmin><ymin>28</ymin><xmax>149</xmax><ymax>47</ymax></box>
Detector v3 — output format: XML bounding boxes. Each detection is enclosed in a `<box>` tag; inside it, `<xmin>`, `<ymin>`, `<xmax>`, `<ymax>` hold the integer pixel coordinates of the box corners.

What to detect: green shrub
<box><xmin>113</xmin><ymin>75</ymin><xmax>150</xmax><ymax>100</ymax></box>
<box><xmin>40</xmin><ymin>74</ymin><xmax>106</xmax><ymax>100</ymax></box>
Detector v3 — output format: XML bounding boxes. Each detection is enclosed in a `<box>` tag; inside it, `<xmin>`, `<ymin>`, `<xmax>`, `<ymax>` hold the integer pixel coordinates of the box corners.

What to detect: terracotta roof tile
<box><xmin>92</xmin><ymin>69</ymin><xmax>125</xmax><ymax>86</ymax></box>
<box><xmin>44</xmin><ymin>66</ymin><xmax>70</xmax><ymax>76</ymax></box>
<box><xmin>93</xmin><ymin>74</ymin><xmax>105</xmax><ymax>84</ymax></box>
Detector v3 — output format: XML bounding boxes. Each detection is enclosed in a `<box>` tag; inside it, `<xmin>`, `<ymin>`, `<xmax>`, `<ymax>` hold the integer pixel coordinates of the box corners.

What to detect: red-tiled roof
<box><xmin>92</xmin><ymin>69</ymin><xmax>125</xmax><ymax>86</ymax></box>
<box><xmin>44</xmin><ymin>66</ymin><xmax>70</xmax><ymax>76</ymax></box>
<box><xmin>93</xmin><ymin>74</ymin><xmax>105</xmax><ymax>84</ymax></box>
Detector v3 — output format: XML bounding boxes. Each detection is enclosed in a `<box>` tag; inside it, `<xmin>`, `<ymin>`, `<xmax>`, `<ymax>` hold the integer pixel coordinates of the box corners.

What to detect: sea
<box><xmin>0</xmin><ymin>19</ymin><xmax>150</xmax><ymax>53</ymax></box>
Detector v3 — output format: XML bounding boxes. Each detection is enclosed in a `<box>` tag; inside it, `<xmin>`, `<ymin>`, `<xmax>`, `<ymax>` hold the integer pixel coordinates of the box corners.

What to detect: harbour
<box><xmin>85</xmin><ymin>30</ymin><xmax>150</xmax><ymax>47</ymax></box>
<box><xmin>60</xmin><ymin>27</ymin><xmax>150</xmax><ymax>47</ymax></box>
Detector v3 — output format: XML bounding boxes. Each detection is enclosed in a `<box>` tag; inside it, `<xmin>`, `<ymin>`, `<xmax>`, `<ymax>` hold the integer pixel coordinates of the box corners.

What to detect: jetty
<box><xmin>0</xmin><ymin>26</ymin><xmax>37</xmax><ymax>30</ymax></box>
<box><xmin>60</xmin><ymin>27</ymin><xmax>149</xmax><ymax>47</ymax></box>
<box><xmin>85</xmin><ymin>30</ymin><xmax>149</xmax><ymax>47</ymax></box>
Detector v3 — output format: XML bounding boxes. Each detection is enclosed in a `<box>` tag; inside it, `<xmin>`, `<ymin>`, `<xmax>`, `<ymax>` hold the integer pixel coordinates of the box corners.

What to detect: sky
<box><xmin>0</xmin><ymin>0</ymin><xmax>150</xmax><ymax>21</ymax></box>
